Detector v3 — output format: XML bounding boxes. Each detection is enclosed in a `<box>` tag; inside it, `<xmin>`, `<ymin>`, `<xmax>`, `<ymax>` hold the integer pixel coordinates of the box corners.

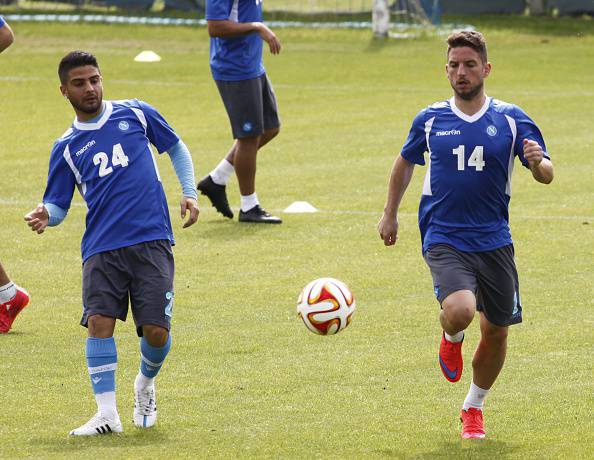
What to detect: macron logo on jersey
<box><xmin>74</xmin><ymin>140</ymin><xmax>96</xmax><ymax>157</ymax></box>
<box><xmin>436</xmin><ymin>129</ymin><xmax>461</xmax><ymax>137</ymax></box>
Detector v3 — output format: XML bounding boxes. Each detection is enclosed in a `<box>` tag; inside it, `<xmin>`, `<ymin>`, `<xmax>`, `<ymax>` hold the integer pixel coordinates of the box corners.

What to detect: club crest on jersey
<box><xmin>487</xmin><ymin>125</ymin><xmax>497</xmax><ymax>136</ymax></box>
<box><xmin>118</xmin><ymin>121</ymin><xmax>130</xmax><ymax>131</ymax></box>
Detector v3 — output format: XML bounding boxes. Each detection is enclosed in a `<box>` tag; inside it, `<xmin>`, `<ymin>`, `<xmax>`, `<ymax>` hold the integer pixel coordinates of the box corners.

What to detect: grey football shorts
<box><xmin>215</xmin><ymin>73</ymin><xmax>281</xmax><ymax>139</ymax></box>
<box><xmin>81</xmin><ymin>240</ymin><xmax>175</xmax><ymax>337</ymax></box>
<box><xmin>423</xmin><ymin>244</ymin><xmax>522</xmax><ymax>327</ymax></box>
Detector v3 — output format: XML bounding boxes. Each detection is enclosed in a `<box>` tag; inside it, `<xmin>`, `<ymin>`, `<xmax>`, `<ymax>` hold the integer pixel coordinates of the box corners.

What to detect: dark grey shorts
<box><xmin>423</xmin><ymin>244</ymin><xmax>522</xmax><ymax>327</ymax></box>
<box><xmin>216</xmin><ymin>73</ymin><xmax>280</xmax><ymax>139</ymax></box>
<box><xmin>81</xmin><ymin>240</ymin><xmax>175</xmax><ymax>336</ymax></box>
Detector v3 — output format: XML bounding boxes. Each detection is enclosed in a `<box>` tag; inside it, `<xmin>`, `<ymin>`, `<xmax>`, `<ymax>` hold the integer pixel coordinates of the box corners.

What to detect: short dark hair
<box><xmin>447</xmin><ymin>30</ymin><xmax>488</xmax><ymax>63</ymax></box>
<box><xmin>58</xmin><ymin>51</ymin><xmax>100</xmax><ymax>84</ymax></box>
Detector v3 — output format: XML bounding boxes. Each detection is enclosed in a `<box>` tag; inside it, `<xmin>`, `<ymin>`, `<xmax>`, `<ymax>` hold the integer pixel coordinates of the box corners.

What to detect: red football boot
<box><xmin>0</xmin><ymin>287</ymin><xmax>30</xmax><ymax>333</ymax></box>
<box><xmin>438</xmin><ymin>332</ymin><xmax>463</xmax><ymax>382</ymax></box>
<box><xmin>460</xmin><ymin>408</ymin><xmax>486</xmax><ymax>439</ymax></box>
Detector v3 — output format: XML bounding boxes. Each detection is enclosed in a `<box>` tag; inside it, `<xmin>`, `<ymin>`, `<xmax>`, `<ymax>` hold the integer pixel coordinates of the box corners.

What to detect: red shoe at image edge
<box><xmin>0</xmin><ymin>287</ymin><xmax>30</xmax><ymax>333</ymax></box>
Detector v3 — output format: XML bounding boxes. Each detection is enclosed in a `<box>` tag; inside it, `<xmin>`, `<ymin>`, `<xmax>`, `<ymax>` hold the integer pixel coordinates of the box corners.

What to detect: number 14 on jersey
<box><xmin>452</xmin><ymin>145</ymin><xmax>485</xmax><ymax>171</ymax></box>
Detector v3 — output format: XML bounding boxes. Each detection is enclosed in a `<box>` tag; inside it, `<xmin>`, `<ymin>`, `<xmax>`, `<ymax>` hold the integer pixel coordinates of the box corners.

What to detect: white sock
<box><xmin>135</xmin><ymin>372</ymin><xmax>154</xmax><ymax>390</ymax></box>
<box><xmin>0</xmin><ymin>282</ymin><xmax>16</xmax><ymax>303</ymax></box>
<box><xmin>95</xmin><ymin>391</ymin><xmax>118</xmax><ymax>418</ymax></box>
<box><xmin>445</xmin><ymin>330</ymin><xmax>464</xmax><ymax>343</ymax></box>
<box><xmin>210</xmin><ymin>159</ymin><xmax>234</xmax><ymax>186</ymax></box>
<box><xmin>240</xmin><ymin>193</ymin><xmax>259</xmax><ymax>212</ymax></box>
<box><xmin>463</xmin><ymin>382</ymin><xmax>489</xmax><ymax>411</ymax></box>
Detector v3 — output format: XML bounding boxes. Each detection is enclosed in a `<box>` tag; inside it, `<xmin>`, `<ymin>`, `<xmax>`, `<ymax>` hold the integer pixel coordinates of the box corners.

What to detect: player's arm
<box><xmin>0</xmin><ymin>20</ymin><xmax>15</xmax><ymax>53</ymax></box>
<box><xmin>166</xmin><ymin>140</ymin><xmax>199</xmax><ymax>228</ymax></box>
<box><xmin>207</xmin><ymin>20</ymin><xmax>281</xmax><ymax>54</ymax></box>
<box><xmin>523</xmin><ymin>139</ymin><xmax>554</xmax><ymax>184</ymax></box>
<box><xmin>25</xmin><ymin>142</ymin><xmax>75</xmax><ymax>234</ymax></box>
<box><xmin>378</xmin><ymin>155</ymin><xmax>416</xmax><ymax>246</ymax></box>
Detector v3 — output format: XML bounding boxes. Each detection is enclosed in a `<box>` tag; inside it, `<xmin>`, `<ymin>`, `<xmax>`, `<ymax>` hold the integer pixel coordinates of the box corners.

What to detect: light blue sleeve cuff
<box><xmin>167</xmin><ymin>140</ymin><xmax>197</xmax><ymax>200</ymax></box>
<box><xmin>44</xmin><ymin>202</ymin><xmax>68</xmax><ymax>227</ymax></box>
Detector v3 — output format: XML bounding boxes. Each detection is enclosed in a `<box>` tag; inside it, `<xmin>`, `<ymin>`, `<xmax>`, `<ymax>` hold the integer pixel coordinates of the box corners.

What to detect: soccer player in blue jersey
<box><xmin>0</xmin><ymin>15</ymin><xmax>30</xmax><ymax>334</ymax></box>
<box><xmin>25</xmin><ymin>51</ymin><xmax>200</xmax><ymax>436</ymax></box>
<box><xmin>197</xmin><ymin>0</ymin><xmax>282</xmax><ymax>224</ymax></box>
<box><xmin>378</xmin><ymin>31</ymin><xmax>554</xmax><ymax>439</ymax></box>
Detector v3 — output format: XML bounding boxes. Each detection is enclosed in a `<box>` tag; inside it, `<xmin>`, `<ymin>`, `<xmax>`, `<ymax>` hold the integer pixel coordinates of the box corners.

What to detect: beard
<box><xmin>71</xmin><ymin>96</ymin><xmax>102</xmax><ymax>115</ymax></box>
<box><xmin>451</xmin><ymin>80</ymin><xmax>484</xmax><ymax>101</ymax></box>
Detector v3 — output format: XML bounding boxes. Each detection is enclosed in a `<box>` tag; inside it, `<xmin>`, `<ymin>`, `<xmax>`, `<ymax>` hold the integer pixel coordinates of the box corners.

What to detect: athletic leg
<box><xmin>472</xmin><ymin>312</ymin><xmax>508</xmax><ymax>390</ymax></box>
<box><xmin>70</xmin><ymin>314</ymin><xmax>121</xmax><ymax>436</ymax></box>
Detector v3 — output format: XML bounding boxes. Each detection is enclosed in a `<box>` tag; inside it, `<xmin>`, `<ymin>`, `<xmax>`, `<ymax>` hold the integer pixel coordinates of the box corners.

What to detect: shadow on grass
<box><xmin>30</xmin><ymin>428</ymin><xmax>170</xmax><ymax>454</ymax></box>
<box><xmin>196</xmin><ymin>218</ymin><xmax>284</xmax><ymax>241</ymax></box>
<box><xmin>411</xmin><ymin>439</ymin><xmax>519</xmax><ymax>459</ymax></box>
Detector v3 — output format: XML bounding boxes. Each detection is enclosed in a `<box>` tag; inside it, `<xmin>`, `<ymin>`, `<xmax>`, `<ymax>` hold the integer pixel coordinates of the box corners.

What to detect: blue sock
<box><xmin>86</xmin><ymin>337</ymin><xmax>117</xmax><ymax>395</ymax></box>
<box><xmin>140</xmin><ymin>334</ymin><xmax>171</xmax><ymax>379</ymax></box>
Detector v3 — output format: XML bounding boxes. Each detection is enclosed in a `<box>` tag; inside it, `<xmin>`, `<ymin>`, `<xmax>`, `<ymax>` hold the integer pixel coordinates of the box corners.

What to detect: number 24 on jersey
<box><xmin>93</xmin><ymin>143</ymin><xmax>130</xmax><ymax>177</ymax></box>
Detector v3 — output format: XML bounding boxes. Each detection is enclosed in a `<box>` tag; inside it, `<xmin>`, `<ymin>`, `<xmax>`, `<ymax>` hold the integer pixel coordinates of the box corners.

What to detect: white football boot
<box><xmin>134</xmin><ymin>382</ymin><xmax>157</xmax><ymax>428</ymax></box>
<box><xmin>69</xmin><ymin>412</ymin><xmax>123</xmax><ymax>436</ymax></box>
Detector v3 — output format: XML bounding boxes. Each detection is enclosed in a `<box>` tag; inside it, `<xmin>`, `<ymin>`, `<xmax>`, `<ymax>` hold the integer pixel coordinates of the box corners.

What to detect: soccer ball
<box><xmin>297</xmin><ymin>278</ymin><xmax>356</xmax><ymax>335</ymax></box>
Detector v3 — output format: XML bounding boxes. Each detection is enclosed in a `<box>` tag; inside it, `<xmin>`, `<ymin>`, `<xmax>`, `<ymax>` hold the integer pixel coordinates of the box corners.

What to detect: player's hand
<box><xmin>180</xmin><ymin>197</ymin><xmax>199</xmax><ymax>228</ymax></box>
<box><xmin>24</xmin><ymin>203</ymin><xmax>49</xmax><ymax>234</ymax></box>
<box><xmin>257</xmin><ymin>23</ymin><xmax>281</xmax><ymax>55</ymax></box>
<box><xmin>523</xmin><ymin>139</ymin><xmax>544</xmax><ymax>167</ymax></box>
<box><xmin>378</xmin><ymin>212</ymin><xmax>399</xmax><ymax>246</ymax></box>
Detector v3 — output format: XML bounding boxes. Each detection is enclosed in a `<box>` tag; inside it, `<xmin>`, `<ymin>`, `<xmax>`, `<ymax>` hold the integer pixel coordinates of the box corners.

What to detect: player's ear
<box><xmin>483</xmin><ymin>62</ymin><xmax>492</xmax><ymax>78</ymax></box>
<box><xmin>60</xmin><ymin>85</ymin><xmax>68</xmax><ymax>99</ymax></box>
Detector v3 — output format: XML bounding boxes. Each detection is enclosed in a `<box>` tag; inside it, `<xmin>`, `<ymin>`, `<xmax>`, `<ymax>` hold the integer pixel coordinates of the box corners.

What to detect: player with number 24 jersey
<box><xmin>43</xmin><ymin>99</ymin><xmax>179</xmax><ymax>262</ymax></box>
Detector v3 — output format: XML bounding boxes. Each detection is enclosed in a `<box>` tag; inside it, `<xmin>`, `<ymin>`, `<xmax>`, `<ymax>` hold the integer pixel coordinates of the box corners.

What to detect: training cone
<box><xmin>283</xmin><ymin>201</ymin><xmax>318</xmax><ymax>213</ymax></box>
<box><xmin>134</xmin><ymin>51</ymin><xmax>162</xmax><ymax>62</ymax></box>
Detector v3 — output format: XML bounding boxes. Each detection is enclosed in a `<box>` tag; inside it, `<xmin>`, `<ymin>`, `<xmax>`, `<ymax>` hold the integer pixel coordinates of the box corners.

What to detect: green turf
<box><xmin>0</xmin><ymin>16</ymin><xmax>593</xmax><ymax>459</ymax></box>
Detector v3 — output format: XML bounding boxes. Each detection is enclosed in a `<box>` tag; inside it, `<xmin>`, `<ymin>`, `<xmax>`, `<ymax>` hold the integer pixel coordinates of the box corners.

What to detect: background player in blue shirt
<box><xmin>378</xmin><ymin>31</ymin><xmax>554</xmax><ymax>439</ymax></box>
<box><xmin>197</xmin><ymin>0</ymin><xmax>283</xmax><ymax>223</ymax></box>
<box><xmin>0</xmin><ymin>15</ymin><xmax>30</xmax><ymax>334</ymax></box>
<box><xmin>25</xmin><ymin>51</ymin><xmax>200</xmax><ymax>436</ymax></box>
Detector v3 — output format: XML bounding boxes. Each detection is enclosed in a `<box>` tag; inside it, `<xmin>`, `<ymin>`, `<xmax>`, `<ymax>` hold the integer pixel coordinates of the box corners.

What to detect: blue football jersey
<box><xmin>0</xmin><ymin>16</ymin><xmax>6</xmax><ymax>27</ymax></box>
<box><xmin>401</xmin><ymin>97</ymin><xmax>549</xmax><ymax>253</ymax></box>
<box><xmin>206</xmin><ymin>0</ymin><xmax>265</xmax><ymax>81</ymax></box>
<box><xmin>43</xmin><ymin>99</ymin><xmax>180</xmax><ymax>261</ymax></box>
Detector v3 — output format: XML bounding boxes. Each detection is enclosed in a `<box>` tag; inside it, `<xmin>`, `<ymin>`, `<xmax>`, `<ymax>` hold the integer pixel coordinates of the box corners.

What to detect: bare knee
<box><xmin>87</xmin><ymin>314</ymin><xmax>116</xmax><ymax>338</ymax></box>
<box><xmin>142</xmin><ymin>325</ymin><xmax>169</xmax><ymax>347</ymax></box>
<box><xmin>482</xmin><ymin>323</ymin><xmax>508</xmax><ymax>346</ymax></box>
<box><xmin>237</xmin><ymin>136</ymin><xmax>260</xmax><ymax>150</ymax></box>
<box><xmin>266</xmin><ymin>127</ymin><xmax>280</xmax><ymax>140</ymax></box>
<box><xmin>441</xmin><ymin>290</ymin><xmax>476</xmax><ymax>331</ymax></box>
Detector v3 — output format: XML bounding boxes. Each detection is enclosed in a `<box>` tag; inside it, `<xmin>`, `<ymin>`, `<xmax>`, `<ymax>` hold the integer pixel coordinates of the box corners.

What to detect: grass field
<box><xmin>0</xmin><ymin>15</ymin><xmax>593</xmax><ymax>459</ymax></box>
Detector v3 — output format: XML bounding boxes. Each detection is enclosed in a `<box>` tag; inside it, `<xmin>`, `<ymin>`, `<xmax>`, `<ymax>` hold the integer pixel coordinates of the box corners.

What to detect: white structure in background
<box><xmin>372</xmin><ymin>0</ymin><xmax>390</xmax><ymax>37</ymax></box>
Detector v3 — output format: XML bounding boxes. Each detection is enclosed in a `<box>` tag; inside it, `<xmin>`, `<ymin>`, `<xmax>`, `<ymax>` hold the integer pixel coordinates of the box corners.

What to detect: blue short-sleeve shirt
<box><xmin>206</xmin><ymin>0</ymin><xmax>265</xmax><ymax>81</ymax></box>
<box><xmin>401</xmin><ymin>97</ymin><xmax>548</xmax><ymax>253</ymax></box>
<box><xmin>43</xmin><ymin>99</ymin><xmax>180</xmax><ymax>261</ymax></box>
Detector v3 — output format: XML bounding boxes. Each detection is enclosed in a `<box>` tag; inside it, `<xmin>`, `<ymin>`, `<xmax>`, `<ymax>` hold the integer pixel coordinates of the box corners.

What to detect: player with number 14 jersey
<box><xmin>401</xmin><ymin>96</ymin><xmax>548</xmax><ymax>253</ymax></box>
